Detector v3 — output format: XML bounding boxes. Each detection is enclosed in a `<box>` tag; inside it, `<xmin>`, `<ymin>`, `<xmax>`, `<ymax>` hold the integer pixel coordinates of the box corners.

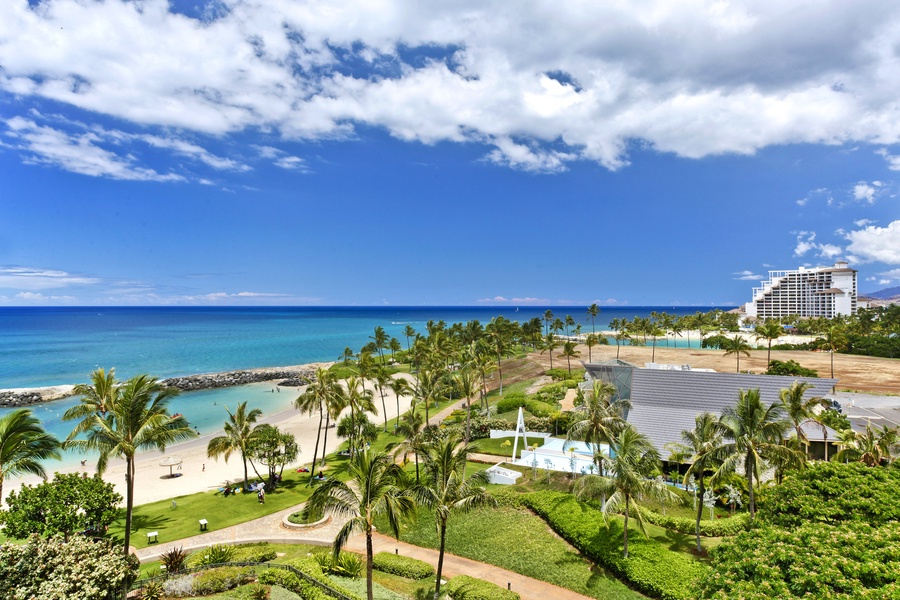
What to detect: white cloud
<box><xmin>0</xmin><ymin>266</ymin><xmax>98</xmax><ymax>290</ymax></box>
<box><xmin>853</xmin><ymin>182</ymin><xmax>878</xmax><ymax>204</ymax></box>
<box><xmin>3</xmin><ymin>117</ymin><xmax>184</xmax><ymax>181</ymax></box>
<box><xmin>14</xmin><ymin>291</ymin><xmax>77</xmax><ymax>302</ymax></box>
<box><xmin>879</xmin><ymin>278</ymin><xmax>892</xmax><ymax>285</ymax></box>
<box><xmin>876</xmin><ymin>149</ymin><xmax>900</xmax><ymax>171</ymax></box>
<box><xmin>138</xmin><ymin>134</ymin><xmax>250</xmax><ymax>171</ymax></box>
<box><xmin>732</xmin><ymin>270</ymin><xmax>763</xmax><ymax>281</ymax></box>
<box><xmin>794</xmin><ymin>231</ymin><xmax>846</xmax><ymax>261</ymax></box>
<box><xmin>845</xmin><ymin>220</ymin><xmax>900</xmax><ymax>264</ymax></box>
<box><xmin>274</xmin><ymin>156</ymin><xmax>309</xmax><ymax>171</ymax></box>
<box><xmin>880</xmin><ymin>269</ymin><xmax>900</xmax><ymax>280</ymax></box>
<box><xmin>854</xmin><ymin>218</ymin><xmax>875</xmax><ymax>227</ymax></box>
<box><xmin>3</xmin><ymin>1</ymin><xmax>900</xmax><ymax>175</ymax></box>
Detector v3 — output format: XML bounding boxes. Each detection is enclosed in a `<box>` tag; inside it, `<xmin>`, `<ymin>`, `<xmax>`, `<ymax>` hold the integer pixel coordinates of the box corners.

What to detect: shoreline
<box><xmin>0</xmin><ymin>362</ymin><xmax>333</xmax><ymax>407</ymax></box>
<box><xmin>2</xmin><ymin>368</ymin><xmax>415</xmax><ymax>507</ymax></box>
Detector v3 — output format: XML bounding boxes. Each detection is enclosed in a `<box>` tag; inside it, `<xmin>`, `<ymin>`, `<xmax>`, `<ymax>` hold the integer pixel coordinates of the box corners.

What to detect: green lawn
<box><xmin>377</xmin><ymin>506</ymin><xmax>646</xmax><ymax>600</ymax></box>
<box><xmin>470</xmin><ymin>435</ymin><xmax>531</xmax><ymax>457</ymax></box>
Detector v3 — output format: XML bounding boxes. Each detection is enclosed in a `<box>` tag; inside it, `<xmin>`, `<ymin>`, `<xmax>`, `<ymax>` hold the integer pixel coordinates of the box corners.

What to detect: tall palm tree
<box><xmin>834</xmin><ymin>423</ymin><xmax>900</xmax><ymax>466</ymax></box>
<box><xmin>754</xmin><ymin>320</ymin><xmax>783</xmax><ymax>366</ymax></box>
<box><xmin>585</xmin><ymin>333</ymin><xmax>598</xmax><ymax>363</ymax></box>
<box><xmin>561</xmin><ymin>340</ymin><xmax>581</xmax><ymax>375</ymax></box>
<box><xmin>722</xmin><ymin>335</ymin><xmax>752</xmax><ymax>372</ymax></box>
<box><xmin>294</xmin><ymin>368</ymin><xmax>340</xmax><ymax>483</ymax></box>
<box><xmin>574</xmin><ymin>424</ymin><xmax>676</xmax><ymax>558</ymax></box>
<box><xmin>567</xmin><ymin>381</ymin><xmax>630</xmax><ymax>473</ymax></box>
<box><xmin>393</xmin><ymin>408</ymin><xmax>426</xmax><ymax>482</ymax></box>
<box><xmin>648</xmin><ymin>323</ymin><xmax>664</xmax><ymax>363</ymax></box>
<box><xmin>389</xmin><ymin>376</ymin><xmax>413</xmax><ymax>428</ymax></box>
<box><xmin>779</xmin><ymin>381</ymin><xmax>828</xmax><ymax>459</ymax></box>
<box><xmin>343</xmin><ymin>376</ymin><xmax>376</xmax><ymax>456</ymax></box>
<box><xmin>541</xmin><ymin>333</ymin><xmax>560</xmax><ymax>370</ymax></box>
<box><xmin>64</xmin><ymin>374</ymin><xmax>194</xmax><ymax>554</ymax></box>
<box><xmin>370</xmin><ymin>326</ymin><xmax>389</xmax><ymax>365</ymax></box>
<box><xmin>0</xmin><ymin>409</ymin><xmax>61</xmax><ymax>504</ymax></box>
<box><xmin>416</xmin><ymin>367</ymin><xmax>444</xmax><ymax>426</ymax></box>
<box><xmin>586</xmin><ymin>303</ymin><xmax>601</xmax><ymax>335</ymax></box>
<box><xmin>372</xmin><ymin>365</ymin><xmax>393</xmax><ymax>432</ymax></box>
<box><xmin>820</xmin><ymin>325</ymin><xmax>848</xmax><ymax>389</ymax></box>
<box><xmin>680</xmin><ymin>412</ymin><xmax>723</xmax><ymax>553</ymax></box>
<box><xmin>485</xmin><ymin>316</ymin><xmax>512</xmax><ymax>394</ymax></box>
<box><xmin>207</xmin><ymin>401</ymin><xmax>263</xmax><ymax>491</ymax></box>
<box><xmin>455</xmin><ymin>365</ymin><xmax>480</xmax><ymax>442</ymax></box>
<box><xmin>415</xmin><ymin>432</ymin><xmax>496</xmax><ymax>600</ymax></box>
<box><xmin>304</xmin><ymin>451</ymin><xmax>415</xmax><ymax>600</ymax></box>
<box><xmin>714</xmin><ymin>389</ymin><xmax>798</xmax><ymax>522</ymax></box>
<box><xmin>68</xmin><ymin>367</ymin><xmax>119</xmax><ymax>419</ymax></box>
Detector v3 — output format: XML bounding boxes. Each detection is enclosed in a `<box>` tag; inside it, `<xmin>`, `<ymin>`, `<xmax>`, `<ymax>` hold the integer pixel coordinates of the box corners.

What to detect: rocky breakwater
<box><xmin>0</xmin><ymin>390</ymin><xmax>45</xmax><ymax>408</ymax></box>
<box><xmin>161</xmin><ymin>367</ymin><xmax>313</xmax><ymax>392</ymax></box>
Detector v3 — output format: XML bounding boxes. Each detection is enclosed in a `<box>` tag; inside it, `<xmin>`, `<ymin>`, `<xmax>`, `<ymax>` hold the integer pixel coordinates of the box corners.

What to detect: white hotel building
<box><xmin>744</xmin><ymin>261</ymin><xmax>858</xmax><ymax>319</ymax></box>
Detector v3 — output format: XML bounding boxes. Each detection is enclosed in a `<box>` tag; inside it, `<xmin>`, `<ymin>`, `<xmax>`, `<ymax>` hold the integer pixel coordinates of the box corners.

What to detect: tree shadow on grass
<box><xmin>656</xmin><ymin>528</ymin><xmax>696</xmax><ymax>553</ymax></box>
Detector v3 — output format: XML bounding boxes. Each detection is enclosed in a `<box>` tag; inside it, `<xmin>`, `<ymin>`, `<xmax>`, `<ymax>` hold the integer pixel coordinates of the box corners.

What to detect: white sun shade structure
<box><xmin>159</xmin><ymin>455</ymin><xmax>183</xmax><ymax>478</ymax></box>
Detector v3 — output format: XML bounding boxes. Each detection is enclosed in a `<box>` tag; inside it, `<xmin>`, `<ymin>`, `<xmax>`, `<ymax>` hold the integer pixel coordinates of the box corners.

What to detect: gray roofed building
<box><xmin>583</xmin><ymin>362</ymin><xmax>837</xmax><ymax>458</ymax></box>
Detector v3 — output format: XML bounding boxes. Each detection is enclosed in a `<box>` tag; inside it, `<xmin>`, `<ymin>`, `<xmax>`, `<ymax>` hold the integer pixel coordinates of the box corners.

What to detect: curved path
<box><xmin>134</xmin><ymin>501</ymin><xmax>593</xmax><ymax>600</ymax></box>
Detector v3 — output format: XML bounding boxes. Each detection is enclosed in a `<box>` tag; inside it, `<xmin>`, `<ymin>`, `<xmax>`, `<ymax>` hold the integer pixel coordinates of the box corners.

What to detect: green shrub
<box><xmin>227</xmin><ymin>583</ymin><xmax>271</xmax><ymax>600</ymax></box>
<box><xmin>192</xmin><ymin>566</ymin><xmax>255</xmax><ymax>595</ymax></box>
<box><xmin>259</xmin><ymin>569</ymin><xmax>301</xmax><ymax>590</ymax></box>
<box><xmin>546</xmin><ymin>368</ymin><xmax>572</xmax><ymax>381</ymax></box>
<box><xmin>233</xmin><ymin>544</ymin><xmax>278</xmax><ymax>563</ymax></box>
<box><xmin>371</xmin><ymin>552</ymin><xmax>435</xmax><ymax>579</ymax></box>
<box><xmin>284</xmin><ymin>558</ymin><xmax>364</xmax><ymax>600</ymax></box>
<box><xmin>523</xmin><ymin>399</ymin><xmax>556</xmax><ymax>417</ymax></box>
<box><xmin>193</xmin><ymin>543</ymin><xmax>236</xmax><ymax>566</ymax></box>
<box><xmin>532</xmin><ymin>383</ymin><xmax>568</xmax><ymax>403</ymax></box>
<box><xmin>496</xmin><ymin>392</ymin><xmax>527</xmax><ymax>413</ymax></box>
<box><xmin>445</xmin><ymin>575</ymin><xmax>520</xmax><ymax>600</ymax></box>
<box><xmin>638</xmin><ymin>507</ymin><xmax>750</xmax><ymax>537</ymax></box>
<box><xmin>161</xmin><ymin>546</ymin><xmax>191</xmax><ymax>574</ymax></box>
<box><xmin>766</xmin><ymin>359</ymin><xmax>818</xmax><ymax>377</ymax></box>
<box><xmin>523</xmin><ymin>491</ymin><xmax>708</xmax><ymax>600</ymax></box>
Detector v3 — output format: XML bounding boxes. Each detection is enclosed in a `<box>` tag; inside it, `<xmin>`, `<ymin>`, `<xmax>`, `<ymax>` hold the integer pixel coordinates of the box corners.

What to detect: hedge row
<box><xmin>638</xmin><ymin>507</ymin><xmax>750</xmax><ymax>537</ymax></box>
<box><xmin>445</xmin><ymin>575</ymin><xmax>520</xmax><ymax>600</ymax></box>
<box><xmin>259</xmin><ymin>557</ymin><xmax>364</xmax><ymax>600</ymax></box>
<box><xmin>192</xmin><ymin>566</ymin><xmax>255</xmax><ymax>595</ymax></box>
<box><xmin>233</xmin><ymin>544</ymin><xmax>278</xmax><ymax>563</ymax></box>
<box><xmin>522</xmin><ymin>491</ymin><xmax>708</xmax><ymax>600</ymax></box>
<box><xmin>371</xmin><ymin>552</ymin><xmax>434</xmax><ymax>579</ymax></box>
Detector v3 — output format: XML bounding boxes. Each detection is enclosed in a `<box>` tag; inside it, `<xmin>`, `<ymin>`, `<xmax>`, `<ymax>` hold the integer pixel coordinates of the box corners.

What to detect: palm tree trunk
<box><xmin>497</xmin><ymin>353</ymin><xmax>503</xmax><ymax>395</ymax></box>
<box><xmin>124</xmin><ymin>456</ymin><xmax>135</xmax><ymax>555</ymax></box>
<box><xmin>242</xmin><ymin>454</ymin><xmax>250</xmax><ymax>490</ymax></box>
<box><xmin>623</xmin><ymin>501</ymin><xmax>630</xmax><ymax>558</ymax></box>
<box><xmin>379</xmin><ymin>387</ymin><xmax>388</xmax><ymax>432</ymax></box>
<box><xmin>321</xmin><ymin>412</ymin><xmax>330</xmax><ymax>466</ymax></box>
<box><xmin>746</xmin><ymin>459</ymin><xmax>756</xmax><ymax>523</ymax></box>
<box><xmin>434</xmin><ymin>521</ymin><xmax>448</xmax><ymax>600</ymax></box>
<box><xmin>366</xmin><ymin>530</ymin><xmax>374</xmax><ymax>600</ymax></box>
<box><xmin>652</xmin><ymin>339</ymin><xmax>656</xmax><ymax>363</ymax></box>
<box><xmin>465</xmin><ymin>400</ymin><xmax>472</xmax><ymax>443</ymax></box>
<box><xmin>309</xmin><ymin>406</ymin><xmax>324</xmax><ymax>484</ymax></box>
<box><xmin>424</xmin><ymin>399</ymin><xmax>430</xmax><ymax>427</ymax></box>
<box><xmin>767</xmin><ymin>340</ymin><xmax>772</xmax><ymax>365</ymax></box>
<box><xmin>695</xmin><ymin>481</ymin><xmax>704</xmax><ymax>554</ymax></box>
<box><xmin>566</xmin><ymin>354</ymin><xmax>572</xmax><ymax>374</ymax></box>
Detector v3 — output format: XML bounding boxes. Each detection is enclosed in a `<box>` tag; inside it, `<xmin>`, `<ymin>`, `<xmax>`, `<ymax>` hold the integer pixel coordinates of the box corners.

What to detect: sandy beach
<box><xmin>4</xmin><ymin>372</ymin><xmax>416</xmax><ymax>507</ymax></box>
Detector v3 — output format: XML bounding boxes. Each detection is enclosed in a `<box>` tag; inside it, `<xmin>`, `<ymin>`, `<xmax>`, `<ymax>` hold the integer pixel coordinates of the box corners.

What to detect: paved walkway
<box><xmin>345</xmin><ymin>532</ymin><xmax>593</xmax><ymax>600</ymax></box>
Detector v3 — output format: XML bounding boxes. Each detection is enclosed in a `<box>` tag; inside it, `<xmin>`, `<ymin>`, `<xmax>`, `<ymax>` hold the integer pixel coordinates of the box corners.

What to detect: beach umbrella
<box><xmin>159</xmin><ymin>455</ymin><xmax>183</xmax><ymax>478</ymax></box>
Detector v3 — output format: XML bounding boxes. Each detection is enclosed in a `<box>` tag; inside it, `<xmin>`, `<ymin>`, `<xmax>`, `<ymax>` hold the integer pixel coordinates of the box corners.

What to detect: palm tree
<box><xmin>0</xmin><ymin>409</ymin><xmax>61</xmax><ymax>504</ymax></box>
<box><xmin>294</xmin><ymin>368</ymin><xmax>340</xmax><ymax>483</ymax></box>
<box><xmin>574</xmin><ymin>424</ymin><xmax>676</xmax><ymax>557</ymax></box>
<box><xmin>389</xmin><ymin>376</ymin><xmax>413</xmax><ymax>428</ymax></box>
<box><xmin>587</xmin><ymin>303</ymin><xmax>600</xmax><ymax>335</ymax></box>
<box><xmin>541</xmin><ymin>333</ymin><xmax>560</xmax><ymax>370</ymax></box>
<box><xmin>820</xmin><ymin>325</ymin><xmax>848</xmax><ymax>389</ymax></box>
<box><xmin>567</xmin><ymin>381</ymin><xmax>630</xmax><ymax>473</ymax></box>
<box><xmin>393</xmin><ymin>408</ymin><xmax>425</xmax><ymax>482</ymax></box>
<box><xmin>206</xmin><ymin>401</ymin><xmax>263</xmax><ymax>491</ymax></box>
<box><xmin>714</xmin><ymin>389</ymin><xmax>798</xmax><ymax>522</ymax></box>
<box><xmin>389</xmin><ymin>337</ymin><xmax>401</xmax><ymax>363</ymax></box>
<box><xmin>370</xmin><ymin>326</ymin><xmax>389</xmax><ymax>365</ymax></box>
<box><xmin>834</xmin><ymin>423</ymin><xmax>900</xmax><ymax>466</ymax></box>
<box><xmin>561</xmin><ymin>340</ymin><xmax>581</xmax><ymax>375</ymax></box>
<box><xmin>584</xmin><ymin>333</ymin><xmax>598</xmax><ymax>362</ymax></box>
<box><xmin>455</xmin><ymin>366</ymin><xmax>480</xmax><ymax>442</ymax></box>
<box><xmin>417</xmin><ymin>367</ymin><xmax>444</xmax><ymax>426</ymax></box>
<box><xmin>343</xmin><ymin>376</ymin><xmax>376</xmax><ymax>456</ymax></box>
<box><xmin>779</xmin><ymin>381</ymin><xmax>829</xmax><ymax>459</ymax></box>
<box><xmin>680</xmin><ymin>412</ymin><xmax>723</xmax><ymax>553</ymax></box>
<box><xmin>721</xmin><ymin>335</ymin><xmax>752</xmax><ymax>372</ymax></box>
<box><xmin>648</xmin><ymin>323</ymin><xmax>664</xmax><ymax>363</ymax></box>
<box><xmin>372</xmin><ymin>365</ymin><xmax>393</xmax><ymax>432</ymax></box>
<box><xmin>543</xmin><ymin>309</ymin><xmax>554</xmax><ymax>336</ymax></box>
<box><xmin>304</xmin><ymin>451</ymin><xmax>415</xmax><ymax>600</ymax></box>
<box><xmin>415</xmin><ymin>432</ymin><xmax>496</xmax><ymax>600</ymax></box>
<box><xmin>485</xmin><ymin>317</ymin><xmax>512</xmax><ymax>394</ymax></box>
<box><xmin>64</xmin><ymin>374</ymin><xmax>194</xmax><ymax>554</ymax></box>
<box><xmin>68</xmin><ymin>367</ymin><xmax>119</xmax><ymax>419</ymax></box>
<box><xmin>754</xmin><ymin>320</ymin><xmax>783</xmax><ymax>366</ymax></box>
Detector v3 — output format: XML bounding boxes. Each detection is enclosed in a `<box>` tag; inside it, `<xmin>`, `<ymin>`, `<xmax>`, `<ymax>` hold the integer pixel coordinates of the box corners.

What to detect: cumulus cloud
<box><xmin>880</xmin><ymin>269</ymin><xmax>900</xmax><ymax>280</ymax></box>
<box><xmin>876</xmin><ymin>149</ymin><xmax>900</xmax><ymax>171</ymax></box>
<box><xmin>3</xmin><ymin>0</ymin><xmax>900</xmax><ymax>176</ymax></box>
<box><xmin>852</xmin><ymin>181</ymin><xmax>883</xmax><ymax>204</ymax></box>
<box><xmin>794</xmin><ymin>231</ymin><xmax>846</xmax><ymax>261</ymax></box>
<box><xmin>845</xmin><ymin>220</ymin><xmax>900</xmax><ymax>264</ymax></box>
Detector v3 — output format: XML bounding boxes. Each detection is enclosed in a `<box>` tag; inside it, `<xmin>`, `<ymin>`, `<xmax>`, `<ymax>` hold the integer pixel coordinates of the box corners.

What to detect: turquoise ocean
<box><xmin>0</xmin><ymin>306</ymin><xmax>725</xmax><ymax>467</ymax></box>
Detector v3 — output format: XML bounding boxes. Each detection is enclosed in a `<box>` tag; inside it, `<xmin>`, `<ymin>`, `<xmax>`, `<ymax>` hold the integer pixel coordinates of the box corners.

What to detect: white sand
<box><xmin>4</xmin><ymin>374</ymin><xmax>415</xmax><ymax>507</ymax></box>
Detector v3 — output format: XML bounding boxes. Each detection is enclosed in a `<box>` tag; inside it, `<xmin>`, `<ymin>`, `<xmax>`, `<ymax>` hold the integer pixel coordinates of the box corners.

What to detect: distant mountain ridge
<box><xmin>864</xmin><ymin>286</ymin><xmax>900</xmax><ymax>300</ymax></box>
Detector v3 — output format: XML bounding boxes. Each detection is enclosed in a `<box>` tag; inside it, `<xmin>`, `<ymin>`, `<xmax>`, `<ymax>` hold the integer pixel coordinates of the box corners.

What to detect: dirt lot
<box><xmin>526</xmin><ymin>343</ymin><xmax>900</xmax><ymax>395</ymax></box>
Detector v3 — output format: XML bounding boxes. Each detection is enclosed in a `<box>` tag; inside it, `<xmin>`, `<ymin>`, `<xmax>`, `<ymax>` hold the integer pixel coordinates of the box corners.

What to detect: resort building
<box><xmin>583</xmin><ymin>360</ymin><xmax>838</xmax><ymax>460</ymax></box>
<box><xmin>744</xmin><ymin>261</ymin><xmax>858</xmax><ymax>319</ymax></box>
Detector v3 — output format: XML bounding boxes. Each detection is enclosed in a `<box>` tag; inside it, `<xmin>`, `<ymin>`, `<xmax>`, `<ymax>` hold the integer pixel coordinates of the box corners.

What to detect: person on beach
<box><xmin>202</xmin><ymin>464</ymin><xmax>205</xmax><ymax>472</ymax></box>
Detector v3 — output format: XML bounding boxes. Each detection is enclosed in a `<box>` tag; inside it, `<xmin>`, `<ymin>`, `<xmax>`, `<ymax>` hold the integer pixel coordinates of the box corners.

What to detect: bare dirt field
<box><xmin>526</xmin><ymin>343</ymin><xmax>900</xmax><ymax>395</ymax></box>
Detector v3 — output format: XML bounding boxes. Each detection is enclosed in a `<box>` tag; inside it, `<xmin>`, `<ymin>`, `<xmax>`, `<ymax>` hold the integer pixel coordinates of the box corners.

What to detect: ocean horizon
<box><xmin>0</xmin><ymin>305</ymin><xmax>731</xmax><ymax>389</ymax></box>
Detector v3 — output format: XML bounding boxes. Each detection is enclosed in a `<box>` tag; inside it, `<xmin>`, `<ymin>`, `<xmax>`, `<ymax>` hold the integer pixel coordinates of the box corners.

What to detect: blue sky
<box><xmin>1</xmin><ymin>0</ymin><xmax>899</xmax><ymax>307</ymax></box>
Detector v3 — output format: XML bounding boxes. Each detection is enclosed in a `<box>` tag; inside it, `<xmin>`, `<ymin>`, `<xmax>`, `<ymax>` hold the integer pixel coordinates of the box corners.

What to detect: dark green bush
<box><xmin>192</xmin><ymin>566</ymin><xmax>255</xmax><ymax>595</ymax></box>
<box><xmin>371</xmin><ymin>552</ymin><xmax>434</xmax><ymax>579</ymax></box>
<box><xmin>522</xmin><ymin>491</ymin><xmax>708</xmax><ymax>600</ymax></box>
<box><xmin>546</xmin><ymin>368</ymin><xmax>573</xmax><ymax>381</ymax></box>
<box><xmin>765</xmin><ymin>359</ymin><xmax>818</xmax><ymax>378</ymax></box>
<box><xmin>284</xmin><ymin>557</ymin><xmax>363</xmax><ymax>600</ymax></box>
<box><xmin>523</xmin><ymin>399</ymin><xmax>556</xmax><ymax>417</ymax></box>
<box><xmin>445</xmin><ymin>575</ymin><xmax>520</xmax><ymax>600</ymax></box>
<box><xmin>496</xmin><ymin>392</ymin><xmax>527</xmax><ymax>413</ymax></box>
<box><xmin>259</xmin><ymin>568</ymin><xmax>301</xmax><ymax>589</ymax></box>
<box><xmin>532</xmin><ymin>383</ymin><xmax>567</xmax><ymax>403</ymax></box>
